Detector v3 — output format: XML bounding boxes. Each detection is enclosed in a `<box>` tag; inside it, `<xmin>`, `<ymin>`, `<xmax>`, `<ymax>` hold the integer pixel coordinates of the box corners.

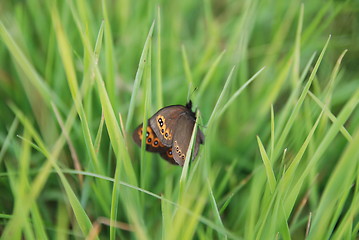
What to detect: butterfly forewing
<box><xmin>149</xmin><ymin>105</ymin><xmax>189</xmax><ymax>147</ymax></box>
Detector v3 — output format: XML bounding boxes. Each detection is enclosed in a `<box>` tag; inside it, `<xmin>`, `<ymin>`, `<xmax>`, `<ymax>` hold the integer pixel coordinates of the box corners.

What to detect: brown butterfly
<box><xmin>132</xmin><ymin>101</ymin><xmax>204</xmax><ymax>166</ymax></box>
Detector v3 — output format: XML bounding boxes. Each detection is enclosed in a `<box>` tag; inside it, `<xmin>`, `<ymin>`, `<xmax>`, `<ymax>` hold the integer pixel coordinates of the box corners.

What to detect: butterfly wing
<box><xmin>133</xmin><ymin>121</ymin><xmax>178</xmax><ymax>164</ymax></box>
<box><xmin>159</xmin><ymin>148</ymin><xmax>178</xmax><ymax>165</ymax></box>
<box><xmin>149</xmin><ymin>105</ymin><xmax>189</xmax><ymax>147</ymax></box>
<box><xmin>171</xmin><ymin>114</ymin><xmax>204</xmax><ymax>166</ymax></box>
<box><xmin>193</xmin><ymin>128</ymin><xmax>205</xmax><ymax>161</ymax></box>
<box><xmin>133</xmin><ymin>121</ymin><xmax>167</xmax><ymax>152</ymax></box>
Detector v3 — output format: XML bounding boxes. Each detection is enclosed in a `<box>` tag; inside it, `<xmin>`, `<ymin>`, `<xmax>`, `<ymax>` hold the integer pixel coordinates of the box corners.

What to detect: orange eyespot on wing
<box><xmin>137</xmin><ymin>127</ymin><xmax>143</xmax><ymax>140</ymax></box>
<box><xmin>156</xmin><ymin>115</ymin><xmax>173</xmax><ymax>141</ymax></box>
<box><xmin>167</xmin><ymin>148</ymin><xmax>173</xmax><ymax>158</ymax></box>
<box><xmin>152</xmin><ymin>137</ymin><xmax>160</xmax><ymax>148</ymax></box>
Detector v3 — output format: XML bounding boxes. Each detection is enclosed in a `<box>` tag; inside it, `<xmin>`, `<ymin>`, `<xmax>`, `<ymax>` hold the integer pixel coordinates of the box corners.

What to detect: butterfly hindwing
<box><xmin>159</xmin><ymin>148</ymin><xmax>178</xmax><ymax>165</ymax></box>
<box><xmin>133</xmin><ymin>121</ymin><xmax>166</xmax><ymax>152</ymax></box>
<box><xmin>132</xmin><ymin>121</ymin><xmax>178</xmax><ymax>164</ymax></box>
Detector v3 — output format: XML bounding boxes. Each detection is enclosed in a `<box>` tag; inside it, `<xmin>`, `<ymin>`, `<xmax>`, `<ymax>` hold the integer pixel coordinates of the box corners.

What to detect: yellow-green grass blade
<box><xmin>274</xmin><ymin>52</ymin><xmax>316</xmax><ymax>141</ymax></box>
<box><xmin>179</xmin><ymin>110</ymin><xmax>200</xmax><ymax>186</ymax></box>
<box><xmin>285</xmin><ymin>86</ymin><xmax>359</xmax><ymax>221</ymax></box>
<box><xmin>307</xmin><ymin>128</ymin><xmax>359</xmax><ymax>239</ymax></box>
<box><xmin>126</xmin><ymin>21</ymin><xmax>155</xmax><ymax>130</ymax></box>
<box><xmin>0</xmin><ymin>22</ymin><xmax>65</xmax><ymax>111</ymax></box>
<box><xmin>101</xmin><ymin>0</ymin><xmax>116</xmax><ymax>107</ymax></box>
<box><xmin>51</xmin><ymin>7</ymin><xmax>100</xmax><ymax>173</ymax></box>
<box><xmin>323</xmin><ymin>50</ymin><xmax>348</xmax><ymax>103</ymax></box>
<box><xmin>3</xmin><ymin>104</ymin><xmax>96</xmax><ymax>239</ymax></box>
<box><xmin>51</xmin><ymin>8</ymin><xmax>112</xmax><ymax>212</ymax></box>
<box><xmin>94</xmin><ymin>53</ymin><xmax>147</xmax><ymax>240</ymax></box>
<box><xmin>51</xmin><ymin>6</ymin><xmax>113</xmax><ymax>211</ymax></box>
<box><xmin>61</xmin><ymin>169</ymin><xmax>240</xmax><ymax>239</ymax></box>
<box><xmin>270</xmin><ymin>105</ymin><xmax>275</xmax><ymax>161</ymax></box>
<box><xmin>156</xmin><ymin>6</ymin><xmax>163</xmax><ymax>109</ymax></box>
<box><xmin>56</xmin><ymin>202</ymin><xmax>70</xmax><ymax>240</ymax></box>
<box><xmin>257</xmin><ymin>136</ymin><xmax>276</xmax><ymax>193</ymax></box>
<box><xmin>195</xmin><ymin>50</ymin><xmax>226</xmax><ymax>103</ymax></box>
<box><xmin>291</xmin><ymin>4</ymin><xmax>304</xmax><ymax>87</ymax></box>
<box><xmin>160</xmin><ymin>193</ymin><xmax>172</xmax><ymax>240</ymax></box>
<box><xmin>5</xmin><ymin>162</ymin><xmax>36</xmax><ymax>240</ymax></box>
<box><xmin>5</xmin><ymin>129</ymin><xmax>39</xmax><ymax>240</ymax></box>
<box><xmin>206</xmin><ymin>66</ymin><xmax>235</xmax><ymax>129</ymax></box>
<box><xmin>207</xmin><ymin>179</ymin><xmax>227</xmax><ymax>240</ymax></box>
<box><xmin>330</xmin><ymin>171</ymin><xmax>359</xmax><ymax>239</ymax></box>
<box><xmin>273</xmin><ymin>35</ymin><xmax>331</xmax><ymax>163</ymax></box>
<box><xmin>218</xmin><ymin>66</ymin><xmax>265</xmax><ymax>118</ymax></box>
<box><xmin>140</xmin><ymin>40</ymin><xmax>152</xmax><ymax>190</ymax></box>
<box><xmin>308</xmin><ymin>91</ymin><xmax>352</xmax><ymax>142</ymax></box>
<box><xmin>0</xmin><ymin>118</ymin><xmax>18</xmax><ymax>166</ymax></box>
<box><xmin>94</xmin><ymin>113</ymin><xmax>105</xmax><ymax>154</ymax></box>
<box><xmin>22</xmin><ymin>112</ymin><xmax>94</xmax><ymax>238</ymax></box>
<box><xmin>181</xmin><ymin>45</ymin><xmax>194</xmax><ymax>99</ymax></box>
<box><xmin>280</xmin><ymin>109</ymin><xmax>325</xmax><ymax>193</ymax></box>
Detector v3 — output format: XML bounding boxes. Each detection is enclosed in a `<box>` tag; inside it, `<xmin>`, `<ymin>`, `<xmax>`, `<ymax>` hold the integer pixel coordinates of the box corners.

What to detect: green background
<box><xmin>0</xmin><ymin>0</ymin><xmax>358</xmax><ymax>239</ymax></box>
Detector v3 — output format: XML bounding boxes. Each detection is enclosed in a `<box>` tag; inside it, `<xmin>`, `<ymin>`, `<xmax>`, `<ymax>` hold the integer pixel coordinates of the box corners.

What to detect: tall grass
<box><xmin>0</xmin><ymin>0</ymin><xmax>358</xmax><ymax>239</ymax></box>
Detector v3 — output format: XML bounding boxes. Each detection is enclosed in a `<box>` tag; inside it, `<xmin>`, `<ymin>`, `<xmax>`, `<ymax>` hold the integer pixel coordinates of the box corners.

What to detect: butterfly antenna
<box><xmin>187</xmin><ymin>86</ymin><xmax>198</xmax><ymax>102</ymax></box>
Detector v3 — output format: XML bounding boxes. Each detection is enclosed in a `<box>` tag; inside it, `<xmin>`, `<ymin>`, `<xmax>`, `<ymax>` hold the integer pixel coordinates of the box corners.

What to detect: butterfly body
<box><xmin>133</xmin><ymin>101</ymin><xmax>204</xmax><ymax>166</ymax></box>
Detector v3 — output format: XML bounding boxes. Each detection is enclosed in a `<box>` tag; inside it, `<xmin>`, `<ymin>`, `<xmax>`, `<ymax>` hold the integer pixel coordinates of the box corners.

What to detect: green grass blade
<box><xmin>207</xmin><ymin>179</ymin><xmax>227</xmax><ymax>240</ymax></box>
<box><xmin>273</xmin><ymin>35</ymin><xmax>331</xmax><ymax>162</ymax></box>
<box><xmin>156</xmin><ymin>6</ymin><xmax>163</xmax><ymax>109</ymax></box>
<box><xmin>102</xmin><ymin>0</ymin><xmax>116</xmax><ymax>107</ymax></box>
<box><xmin>126</xmin><ymin>21</ymin><xmax>155</xmax><ymax>130</ymax></box>
<box><xmin>0</xmin><ymin>118</ymin><xmax>18</xmax><ymax>166</ymax></box>
<box><xmin>257</xmin><ymin>136</ymin><xmax>276</xmax><ymax>193</ymax></box>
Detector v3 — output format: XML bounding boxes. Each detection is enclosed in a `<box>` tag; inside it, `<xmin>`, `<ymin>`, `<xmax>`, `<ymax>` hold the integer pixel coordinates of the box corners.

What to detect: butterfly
<box><xmin>132</xmin><ymin>101</ymin><xmax>204</xmax><ymax>166</ymax></box>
